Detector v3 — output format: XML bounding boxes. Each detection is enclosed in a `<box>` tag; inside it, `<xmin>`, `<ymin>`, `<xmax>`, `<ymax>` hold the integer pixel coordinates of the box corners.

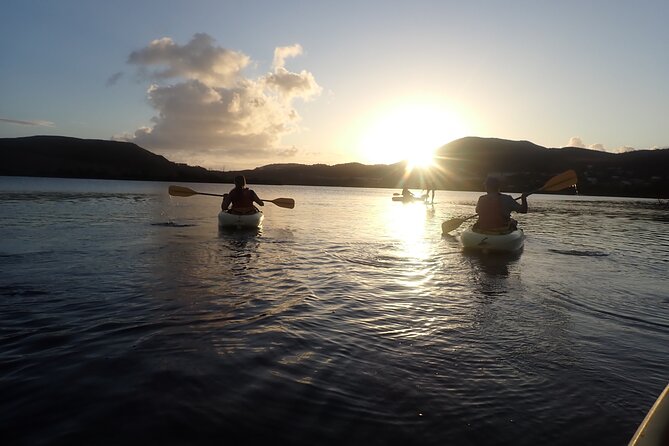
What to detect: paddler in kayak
<box><xmin>474</xmin><ymin>176</ymin><xmax>528</xmax><ymax>232</ymax></box>
<box><xmin>221</xmin><ymin>175</ymin><xmax>264</xmax><ymax>215</ymax></box>
<box><xmin>401</xmin><ymin>187</ymin><xmax>415</xmax><ymax>198</ymax></box>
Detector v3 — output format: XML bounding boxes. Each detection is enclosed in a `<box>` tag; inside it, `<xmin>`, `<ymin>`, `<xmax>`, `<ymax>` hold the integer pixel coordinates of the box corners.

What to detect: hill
<box><xmin>0</xmin><ymin>135</ymin><xmax>228</xmax><ymax>183</ymax></box>
<box><xmin>433</xmin><ymin>137</ymin><xmax>669</xmax><ymax>197</ymax></box>
<box><xmin>1</xmin><ymin>135</ymin><xmax>668</xmax><ymax>198</ymax></box>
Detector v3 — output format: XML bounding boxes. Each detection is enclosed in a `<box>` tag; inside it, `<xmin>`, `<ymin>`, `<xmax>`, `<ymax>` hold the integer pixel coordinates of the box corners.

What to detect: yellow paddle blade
<box><xmin>539</xmin><ymin>169</ymin><xmax>578</xmax><ymax>192</ymax></box>
<box><xmin>168</xmin><ymin>185</ymin><xmax>198</xmax><ymax>197</ymax></box>
<box><xmin>442</xmin><ymin>218</ymin><xmax>466</xmax><ymax>234</ymax></box>
<box><xmin>262</xmin><ymin>198</ymin><xmax>295</xmax><ymax>209</ymax></box>
<box><xmin>441</xmin><ymin>214</ymin><xmax>477</xmax><ymax>234</ymax></box>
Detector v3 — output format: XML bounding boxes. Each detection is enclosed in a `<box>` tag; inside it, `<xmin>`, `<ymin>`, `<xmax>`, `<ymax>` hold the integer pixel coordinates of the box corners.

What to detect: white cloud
<box><xmin>566</xmin><ymin>138</ymin><xmax>615</xmax><ymax>152</ymax></box>
<box><xmin>128</xmin><ymin>33</ymin><xmax>249</xmax><ymax>87</ymax></box>
<box><xmin>264</xmin><ymin>67</ymin><xmax>322</xmax><ymax>100</ymax></box>
<box><xmin>122</xmin><ymin>34</ymin><xmax>321</xmax><ymax>167</ymax></box>
<box><xmin>614</xmin><ymin>146</ymin><xmax>637</xmax><ymax>153</ymax></box>
<box><xmin>273</xmin><ymin>44</ymin><xmax>303</xmax><ymax>70</ymax></box>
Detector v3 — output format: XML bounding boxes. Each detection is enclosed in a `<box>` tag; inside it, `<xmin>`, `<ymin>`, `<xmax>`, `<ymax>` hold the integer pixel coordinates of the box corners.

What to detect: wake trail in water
<box><xmin>151</xmin><ymin>221</ymin><xmax>197</xmax><ymax>228</ymax></box>
<box><xmin>548</xmin><ymin>287</ymin><xmax>669</xmax><ymax>332</ymax></box>
<box><xmin>548</xmin><ymin>249</ymin><xmax>609</xmax><ymax>257</ymax></box>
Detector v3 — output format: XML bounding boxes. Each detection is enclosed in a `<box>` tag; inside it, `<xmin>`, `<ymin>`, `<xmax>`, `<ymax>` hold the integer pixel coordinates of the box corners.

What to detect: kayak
<box><xmin>459</xmin><ymin>227</ymin><xmax>524</xmax><ymax>253</ymax></box>
<box><xmin>629</xmin><ymin>383</ymin><xmax>669</xmax><ymax>446</ymax></box>
<box><xmin>392</xmin><ymin>195</ymin><xmax>426</xmax><ymax>203</ymax></box>
<box><xmin>218</xmin><ymin>210</ymin><xmax>263</xmax><ymax>229</ymax></box>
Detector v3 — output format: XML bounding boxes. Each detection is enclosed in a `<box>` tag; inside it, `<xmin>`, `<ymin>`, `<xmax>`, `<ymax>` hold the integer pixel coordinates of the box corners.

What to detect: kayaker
<box><xmin>475</xmin><ymin>176</ymin><xmax>528</xmax><ymax>232</ymax></box>
<box><xmin>221</xmin><ymin>175</ymin><xmax>264</xmax><ymax>215</ymax></box>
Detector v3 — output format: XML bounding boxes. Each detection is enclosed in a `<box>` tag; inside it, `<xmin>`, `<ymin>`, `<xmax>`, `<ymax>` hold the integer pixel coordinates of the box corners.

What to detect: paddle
<box><xmin>168</xmin><ymin>185</ymin><xmax>295</xmax><ymax>209</ymax></box>
<box><xmin>512</xmin><ymin>169</ymin><xmax>578</xmax><ymax>199</ymax></box>
<box><xmin>441</xmin><ymin>170</ymin><xmax>578</xmax><ymax>234</ymax></box>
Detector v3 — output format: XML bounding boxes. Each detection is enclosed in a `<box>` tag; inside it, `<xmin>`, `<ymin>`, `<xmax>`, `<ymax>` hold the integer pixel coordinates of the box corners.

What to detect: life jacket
<box><xmin>476</xmin><ymin>194</ymin><xmax>510</xmax><ymax>230</ymax></box>
<box><xmin>228</xmin><ymin>187</ymin><xmax>255</xmax><ymax>210</ymax></box>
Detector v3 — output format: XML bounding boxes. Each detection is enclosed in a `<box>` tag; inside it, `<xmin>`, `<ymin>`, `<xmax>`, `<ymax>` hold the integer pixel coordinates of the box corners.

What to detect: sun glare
<box><xmin>358</xmin><ymin>104</ymin><xmax>467</xmax><ymax>167</ymax></box>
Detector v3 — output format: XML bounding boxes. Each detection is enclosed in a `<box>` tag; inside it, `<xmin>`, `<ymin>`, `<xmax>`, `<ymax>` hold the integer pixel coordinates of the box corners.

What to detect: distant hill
<box><xmin>0</xmin><ymin>135</ymin><xmax>228</xmax><ymax>183</ymax></box>
<box><xmin>433</xmin><ymin>137</ymin><xmax>669</xmax><ymax>197</ymax></box>
<box><xmin>1</xmin><ymin>135</ymin><xmax>668</xmax><ymax>198</ymax></box>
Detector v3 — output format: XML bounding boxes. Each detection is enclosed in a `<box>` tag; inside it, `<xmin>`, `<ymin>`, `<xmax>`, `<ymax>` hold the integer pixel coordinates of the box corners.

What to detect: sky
<box><xmin>2</xmin><ymin>0</ymin><xmax>668</xmax><ymax>171</ymax></box>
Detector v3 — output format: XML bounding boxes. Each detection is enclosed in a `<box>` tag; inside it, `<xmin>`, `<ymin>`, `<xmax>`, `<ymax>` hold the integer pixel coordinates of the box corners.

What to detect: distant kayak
<box><xmin>392</xmin><ymin>195</ymin><xmax>426</xmax><ymax>203</ymax></box>
<box><xmin>460</xmin><ymin>227</ymin><xmax>524</xmax><ymax>253</ymax></box>
<box><xmin>218</xmin><ymin>210</ymin><xmax>263</xmax><ymax>229</ymax></box>
<box><xmin>629</xmin><ymin>383</ymin><xmax>669</xmax><ymax>446</ymax></box>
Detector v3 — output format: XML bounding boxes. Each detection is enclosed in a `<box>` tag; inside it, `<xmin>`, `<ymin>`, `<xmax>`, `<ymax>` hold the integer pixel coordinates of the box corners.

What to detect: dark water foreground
<box><xmin>1</xmin><ymin>177</ymin><xmax>668</xmax><ymax>445</ymax></box>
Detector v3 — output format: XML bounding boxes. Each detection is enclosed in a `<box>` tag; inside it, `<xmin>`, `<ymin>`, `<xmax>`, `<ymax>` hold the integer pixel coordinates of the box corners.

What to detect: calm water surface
<box><xmin>1</xmin><ymin>176</ymin><xmax>667</xmax><ymax>445</ymax></box>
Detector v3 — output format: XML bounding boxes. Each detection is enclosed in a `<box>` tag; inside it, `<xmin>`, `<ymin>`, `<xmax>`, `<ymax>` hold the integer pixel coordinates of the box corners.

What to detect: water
<box><xmin>1</xmin><ymin>176</ymin><xmax>667</xmax><ymax>446</ymax></box>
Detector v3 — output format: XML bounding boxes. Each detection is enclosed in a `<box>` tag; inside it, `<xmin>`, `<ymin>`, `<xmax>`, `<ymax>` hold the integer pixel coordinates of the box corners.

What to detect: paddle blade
<box><xmin>442</xmin><ymin>213</ymin><xmax>478</xmax><ymax>234</ymax></box>
<box><xmin>168</xmin><ymin>185</ymin><xmax>198</xmax><ymax>197</ymax></box>
<box><xmin>442</xmin><ymin>217</ymin><xmax>467</xmax><ymax>234</ymax></box>
<box><xmin>263</xmin><ymin>198</ymin><xmax>295</xmax><ymax>209</ymax></box>
<box><xmin>539</xmin><ymin>169</ymin><xmax>578</xmax><ymax>192</ymax></box>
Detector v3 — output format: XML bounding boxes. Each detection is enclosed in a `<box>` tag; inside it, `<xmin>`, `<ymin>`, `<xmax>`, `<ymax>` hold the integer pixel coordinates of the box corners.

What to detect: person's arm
<box><xmin>517</xmin><ymin>194</ymin><xmax>528</xmax><ymax>213</ymax></box>
<box><xmin>221</xmin><ymin>193</ymin><xmax>231</xmax><ymax>210</ymax></box>
<box><xmin>252</xmin><ymin>190</ymin><xmax>264</xmax><ymax>206</ymax></box>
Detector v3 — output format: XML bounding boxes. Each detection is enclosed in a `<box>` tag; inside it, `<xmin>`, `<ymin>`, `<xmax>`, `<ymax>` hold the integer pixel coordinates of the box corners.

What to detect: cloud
<box><xmin>567</xmin><ymin>137</ymin><xmax>586</xmax><ymax>148</ymax></box>
<box><xmin>273</xmin><ymin>44</ymin><xmax>303</xmax><ymax>69</ymax></box>
<box><xmin>122</xmin><ymin>34</ymin><xmax>321</xmax><ymax>166</ymax></box>
<box><xmin>614</xmin><ymin>146</ymin><xmax>637</xmax><ymax>153</ymax></box>
<box><xmin>0</xmin><ymin>117</ymin><xmax>55</xmax><ymax>127</ymax></box>
<box><xmin>566</xmin><ymin>137</ymin><xmax>611</xmax><ymax>152</ymax></box>
<box><xmin>264</xmin><ymin>67</ymin><xmax>322</xmax><ymax>100</ymax></box>
<box><xmin>106</xmin><ymin>72</ymin><xmax>123</xmax><ymax>86</ymax></box>
<box><xmin>127</xmin><ymin>33</ymin><xmax>250</xmax><ymax>87</ymax></box>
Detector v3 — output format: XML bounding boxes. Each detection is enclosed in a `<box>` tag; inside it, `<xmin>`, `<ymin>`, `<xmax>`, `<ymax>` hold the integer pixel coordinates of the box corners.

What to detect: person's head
<box><xmin>234</xmin><ymin>175</ymin><xmax>246</xmax><ymax>188</ymax></box>
<box><xmin>484</xmin><ymin>176</ymin><xmax>501</xmax><ymax>193</ymax></box>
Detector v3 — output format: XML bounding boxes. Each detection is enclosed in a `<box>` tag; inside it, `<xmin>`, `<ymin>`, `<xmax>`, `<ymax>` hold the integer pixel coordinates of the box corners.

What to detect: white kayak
<box><xmin>629</xmin><ymin>383</ymin><xmax>669</xmax><ymax>446</ymax></box>
<box><xmin>459</xmin><ymin>227</ymin><xmax>524</xmax><ymax>253</ymax></box>
<box><xmin>392</xmin><ymin>195</ymin><xmax>427</xmax><ymax>203</ymax></box>
<box><xmin>218</xmin><ymin>210</ymin><xmax>263</xmax><ymax>229</ymax></box>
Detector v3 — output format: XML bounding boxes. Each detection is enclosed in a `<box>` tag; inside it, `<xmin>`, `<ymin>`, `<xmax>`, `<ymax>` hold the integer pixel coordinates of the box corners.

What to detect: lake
<box><xmin>1</xmin><ymin>176</ymin><xmax>667</xmax><ymax>446</ymax></box>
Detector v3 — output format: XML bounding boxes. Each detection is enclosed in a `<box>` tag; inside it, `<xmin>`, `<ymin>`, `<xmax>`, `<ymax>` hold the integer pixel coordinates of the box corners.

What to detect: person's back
<box><xmin>228</xmin><ymin>187</ymin><xmax>256</xmax><ymax>210</ymax></box>
<box><xmin>475</xmin><ymin>176</ymin><xmax>527</xmax><ymax>232</ymax></box>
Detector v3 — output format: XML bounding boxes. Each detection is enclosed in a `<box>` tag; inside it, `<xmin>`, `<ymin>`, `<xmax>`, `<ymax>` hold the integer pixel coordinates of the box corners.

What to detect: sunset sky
<box><xmin>2</xmin><ymin>0</ymin><xmax>668</xmax><ymax>170</ymax></box>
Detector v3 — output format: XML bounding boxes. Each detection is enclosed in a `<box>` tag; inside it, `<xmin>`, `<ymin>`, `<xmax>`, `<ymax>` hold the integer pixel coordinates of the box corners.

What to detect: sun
<box><xmin>358</xmin><ymin>103</ymin><xmax>467</xmax><ymax>167</ymax></box>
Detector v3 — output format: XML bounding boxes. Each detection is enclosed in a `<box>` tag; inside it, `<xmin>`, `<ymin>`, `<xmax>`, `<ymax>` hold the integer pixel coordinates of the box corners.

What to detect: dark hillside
<box><xmin>1</xmin><ymin>135</ymin><xmax>667</xmax><ymax>198</ymax></box>
<box><xmin>0</xmin><ymin>135</ymin><xmax>226</xmax><ymax>183</ymax></box>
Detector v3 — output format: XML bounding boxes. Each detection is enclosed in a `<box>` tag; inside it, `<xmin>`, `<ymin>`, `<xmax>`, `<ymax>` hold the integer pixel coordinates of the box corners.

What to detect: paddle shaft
<box><xmin>180</xmin><ymin>190</ymin><xmax>279</xmax><ymax>202</ymax></box>
<box><xmin>168</xmin><ymin>185</ymin><xmax>294</xmax><ymax>208</ymax></box>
